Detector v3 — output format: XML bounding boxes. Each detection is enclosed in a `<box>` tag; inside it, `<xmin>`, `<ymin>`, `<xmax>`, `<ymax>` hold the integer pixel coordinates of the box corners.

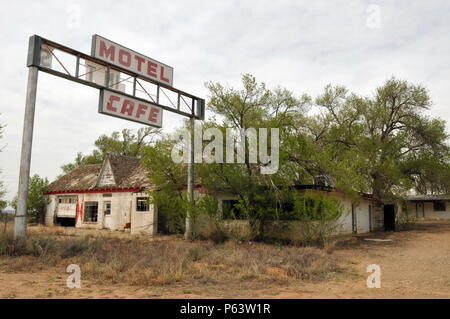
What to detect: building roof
<box><xmin>46</xmin><ymin>154</ymin><xmax>151</xmax><ymax>194</ymax></box>
<box><xmin>407</xmin><ymin>194</ymin><xmax>450</xmax><ymax>201</ymax></box>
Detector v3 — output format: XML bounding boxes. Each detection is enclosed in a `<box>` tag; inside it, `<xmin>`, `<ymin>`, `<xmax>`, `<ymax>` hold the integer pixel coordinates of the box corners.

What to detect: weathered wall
<box><xmin>193</xmin><ymin>190</ymin><xmax>378</xmax><ymax>237</ymax></box>
<box><xmin>96</xmin><ymin>161</ymin><xmax>115</xmax><ymax>187</ymax></box>
<box><xmin>407</xmin><ymin>200</ymin><xmax>450</xmax><ymax>219</ymax></box>
<box><xmin>130</xmin><ymin>191</ymin><xmax>157</xmax><ymax>236</ymax></box>
<box><xmin>44</xmin><ymin>195</ymin><xmax>57</xmax><ymax>225</ymax></box>
<box><xmin>45</xmin><ymin>191</ymin><xmax>157</xmax><ymax>235</ymax></box>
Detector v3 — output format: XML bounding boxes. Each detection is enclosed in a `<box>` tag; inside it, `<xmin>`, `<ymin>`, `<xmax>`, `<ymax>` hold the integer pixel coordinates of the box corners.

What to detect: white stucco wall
<box><xmin>209</xmin><ymin>189</ymin><xmax>377</xmax><ymax>235</ymax></box>
<box><xmin>44</xmin><ymin>195</ymin><xmax>57</xmax><ymax>225</ymax></box>
<box><xmin>318</xmin><ymin>191</ymin><xmax>374</xmax><ymax>234</ymax></box>
<box><xmin>408</xmin><ymin>200</ymin><xmax>450</xmax><ymax>219</ymax></box>
<box><xmin>45</xmin><ymin>191</ymin><xmax>157</xmax><ymax>235</ymax></box>
<box><xmin>130</xmin><ymin>191</ymin><xmax>157</xmax><ymax>236</ymax></box>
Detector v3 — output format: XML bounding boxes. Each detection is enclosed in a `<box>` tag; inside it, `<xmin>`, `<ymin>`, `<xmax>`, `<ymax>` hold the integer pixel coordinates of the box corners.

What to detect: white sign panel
<box><xmin>40</xmin><ymin>45</ymin><xmax>53</xmax><ymax>68</ymax></box>
<box><xmin>92</xmin><ymin>35</ymin><xmax>174</xmax><ymax>87</ymax></box>
<box><xmin>85</xmin><ymin>60</ymin><xmax>125</xmax><ymax>92</ymax></box>
<box><xmin>99</xmin><ymin>89</ymin><xmax>163</xmax><ymax>128</ymax></box>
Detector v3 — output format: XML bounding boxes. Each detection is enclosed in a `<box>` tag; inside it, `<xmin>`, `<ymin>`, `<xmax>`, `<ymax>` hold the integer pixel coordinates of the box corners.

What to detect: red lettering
<box><xmin>147</xmin><ymin>61</ymin><xmax>158</xmax><ymax>78</ymax></box>
<box><xmin>134</xmin><ymin>56</ymin><xmax>145</xmax><ymax>72</ymax></box>
<box><xmin>99</xmin><ymin>40</ymin><xmax>115</xmax><ymax>61</ymax></box>
<box><xmin>106</xmin><ymin>95</ymin><xmax>120</xmax><ymax>111</ymax></box>
<box><xmin>136</xmin><ymin>104</ymin><xmax>148</xmax><ymax>119</ymax></box>
<box><xmin>160</xmin><ymin>66</ymin><xmax>170</xmax><ymax>83</ymax></box>
<box><xmin>121</xmin><ymin>99</ymin><xmax>134</xmax><ymax>116</ymax></box>
<box><xmin>148</xmin><ymin>107</ymin><xmax>160</xmax><ymax>123</ymax></box>
<box><xmin>119</xmin><ymin>49</ymin><xmax>131</xmax><ymax>67</ymax></box>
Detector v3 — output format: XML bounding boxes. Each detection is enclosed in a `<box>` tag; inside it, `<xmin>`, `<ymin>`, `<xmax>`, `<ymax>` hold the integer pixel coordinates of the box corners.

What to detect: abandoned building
<box><xmin>407</xmin><ymin>194</ymin><xmax>450</xmax><ymax>219</ymax></box>
<box><xmin>45</xmin><ymin>153</ymin><xmax>157</xmax><ymax>235</ymax></box>
<box><xmin>44</xmin><ymin>154</ymin><xmax>450</xmax><ymax>236</ymax></box>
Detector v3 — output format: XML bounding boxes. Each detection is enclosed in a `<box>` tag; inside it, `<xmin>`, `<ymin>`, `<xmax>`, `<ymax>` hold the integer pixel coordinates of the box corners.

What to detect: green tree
<box><xmin>61</xmin><ymin>127</ymin><xmax>161</xmax><ymax>174</ymax></box>
<box><xmin>288</xmin><ymin>77</ymin><xmax>450</xmax><ymax>201</ymax></box>
<box><xmin>141</xmin><ymin>134</ymin><xmax>188</xmax><ymax>234</ymax></box>
<box><xmin>11</xmin><ymin>174</ymin><xmax>49</xmax><ymax>223</ymax></box>
<box><xmin>142</xmin><ymin>75</ymin><xmax>449</xmax><ymax>242</ymax></box>
<box><xmin>196</xmin><ymin>74</ymin><xmax>310</xmax><ymax>239</ymax></box>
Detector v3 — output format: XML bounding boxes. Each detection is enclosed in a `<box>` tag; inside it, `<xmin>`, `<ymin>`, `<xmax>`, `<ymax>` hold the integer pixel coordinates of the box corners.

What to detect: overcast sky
<box><xmin>1</xmin><ymin>0</ymin><xmax>449</xmax><ymax>204</ymax></box>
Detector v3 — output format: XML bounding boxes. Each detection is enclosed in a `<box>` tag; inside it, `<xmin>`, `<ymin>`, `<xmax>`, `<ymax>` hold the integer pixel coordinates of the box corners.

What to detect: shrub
<box><xmin>290</xmin><ymin>191</ymin><xmax>346</xmax><ymax>246</ymax></box>
<box><xmin>396</xmin><ymin>202</ymin><xmax>416</xmax><ymax>230</ymax></box>
<box><xmin>197</xmin><ymin>195</ymin><xmax>229</xmax><ymax>244</ymax></box>
<box><xmin>225</xmin><ymin>222</ymin><xmax>252</xmax><ymax>243</ymax></box>
<box><xmin>186</xmin><ymin>247</ymin><xmax>204</xmax><ymax>261</ymax></box>
<box><xmin>26</xmin><ymin>236</ymin><xmax>56</xmax><ymax>257</ymax></box>
<box><xmin>59</xmin><ymin>237</ymin><xmax>91</xmax><ymax>258</ymax></box>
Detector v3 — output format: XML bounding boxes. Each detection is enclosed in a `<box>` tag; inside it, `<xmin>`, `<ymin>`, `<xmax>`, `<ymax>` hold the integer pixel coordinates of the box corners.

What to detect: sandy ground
<box><xmin>0</xmin><ymin>220</ymin><xmax>449</xmax><ymax>299</ymax></box>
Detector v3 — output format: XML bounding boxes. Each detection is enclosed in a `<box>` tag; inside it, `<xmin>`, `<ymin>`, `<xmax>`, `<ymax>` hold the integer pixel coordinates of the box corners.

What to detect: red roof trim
<box><xmin>45</xmin><ymin>187</ymin><xmax>142</xmax><ymax>195</ymax></box>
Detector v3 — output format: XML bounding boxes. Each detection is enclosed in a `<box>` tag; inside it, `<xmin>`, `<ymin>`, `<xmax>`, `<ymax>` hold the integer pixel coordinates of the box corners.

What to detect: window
<box><xmin>58</xmin><ymin>196</ymin><xmax>77</xmax><ymax>204</ymax></box>
<box><xmin>104</xmin><ymin>201</ymin><xmax>111</xmax><ymax>215</ymax></box>
<box><xmin>84</xmin><ymin>202</ymin><xmax>98</xmax><ymax>222</ymax></box>
<box><xmin>222</xmin><ymin>200</ymin><xmax>245</xmax><ymax>220</ymax></box>
<box><xmin>136</xmin><ymin>197</ymin><xmax>149</xmax><ymax>212</ymax></box>
<box><xmin>433</xmin><ymin>201</ymin><xmax>446</xmax><ymax>212</ymax></box>
<box><xmin>103</xmin><ymin>193</ymin><xmax>112</xmax><ymax>197</ymax></box>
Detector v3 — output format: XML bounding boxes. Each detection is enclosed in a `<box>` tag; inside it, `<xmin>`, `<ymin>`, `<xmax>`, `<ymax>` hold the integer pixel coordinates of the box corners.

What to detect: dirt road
<box><xmin>0</xmin><ymin>221</ymin><xmax>449</xmax><ymax>298</ymax></box>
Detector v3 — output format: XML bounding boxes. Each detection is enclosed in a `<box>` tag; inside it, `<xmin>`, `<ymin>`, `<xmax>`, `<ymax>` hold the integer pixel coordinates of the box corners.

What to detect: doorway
<box><xmin>351</xmin><ymin>204</ymin><xmax>357</xmax><ymax>233</ymax></box>
<box><xmin>103</xmin><ymin>201</ymin><xmax>111</xmax><ymax>229</ymax></box>
<box><xmin>384</xmin><ymin>204</ymin><xmax>396</xmax><ymax>231</ymax></box>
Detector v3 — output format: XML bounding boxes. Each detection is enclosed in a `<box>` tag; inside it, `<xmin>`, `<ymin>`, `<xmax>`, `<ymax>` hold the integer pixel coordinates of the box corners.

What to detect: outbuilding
<box><xmin>45</xmin><ymin>153</ymin><xmax>157</xmax><ymax>235</ymax></box>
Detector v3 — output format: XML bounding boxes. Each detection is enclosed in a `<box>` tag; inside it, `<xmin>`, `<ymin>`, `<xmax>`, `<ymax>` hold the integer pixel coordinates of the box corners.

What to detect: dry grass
<box><xmin>0</xmin><ymin>224</ymin><xmax>341</xmax><ymax>288</ymax></box>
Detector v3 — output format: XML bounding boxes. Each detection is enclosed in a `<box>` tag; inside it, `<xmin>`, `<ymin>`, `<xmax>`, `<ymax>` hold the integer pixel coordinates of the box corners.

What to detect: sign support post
<box><xmin>14</xmin><ymin>66</ymin><xmax>39</xmax><ymax>240</ymax></box>
<box><xmin>185</xmin><ymin>116</ymin><xmax>195</xmax><ymax>240</ymax></box>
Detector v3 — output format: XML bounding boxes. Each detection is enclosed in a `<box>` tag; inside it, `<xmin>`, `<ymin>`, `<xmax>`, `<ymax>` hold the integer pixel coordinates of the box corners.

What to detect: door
<box><xmin>384</xmin><ymin>204</ymin><xmax>395</xmax><ymax>231</ymax></box>
<box><xmin>103</xmin><ymin>201</ymin><xmax>111</xmax><ymax>229</ymax></box>
<box><xmin>369</xmin><ymin>205</ymin><xmax>372</xmax><ymax>232</ymax></box>
<box><xmin>351</xmin><ymin>204</ymin><xmax>357</xmax><ymax>233</ymax></box>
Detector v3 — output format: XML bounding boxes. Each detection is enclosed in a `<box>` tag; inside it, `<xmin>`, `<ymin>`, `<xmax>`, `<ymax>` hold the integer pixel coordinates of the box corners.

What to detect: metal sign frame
<box><xmin>27</xmin><ymin>35</ymin><xmax>205</xmax><ymax>120</ymax></box>
<box><xmin>15</xmin><ymin>35</ymin><xmax>203</xmax><ymax>240</ymax></box>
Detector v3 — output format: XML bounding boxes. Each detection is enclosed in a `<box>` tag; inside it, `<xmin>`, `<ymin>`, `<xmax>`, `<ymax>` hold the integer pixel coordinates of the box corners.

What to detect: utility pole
<box><xmin>14</xmin><ymin>66</ymin><xmax>39</xmax><ymax>240</ymax></box>
<box><xmin>184</xmin><ymin>116</ymin><xmax>195</xmax><ymax>240</ymax></box>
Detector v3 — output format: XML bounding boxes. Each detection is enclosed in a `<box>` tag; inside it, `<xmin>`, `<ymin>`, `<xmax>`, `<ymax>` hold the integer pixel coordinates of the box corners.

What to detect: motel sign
<box><xmin>15</xmin><ymin>35</ymin><xmax>203</xmax><ymax>239</ymax></box>
<box><xmin>92</xmin><ymin>35</ymin><xmax>174</xmax><ymax>87</ymax></box>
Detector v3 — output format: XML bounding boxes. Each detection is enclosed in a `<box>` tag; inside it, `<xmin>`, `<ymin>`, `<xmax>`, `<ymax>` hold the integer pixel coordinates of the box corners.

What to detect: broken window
<box><xmin>222</xmin><ymin>200</ymin><xmax>245</xmax><ymax>220</ymax></box>
<box><xmin>58</xmin><ymin>196</ymin><xmax>77</xmax><ymax>204</ymax></box>
<box><xmin>104</xmin><ymin>201</ymin><xmax>111</xmax><ymax>215</ymax></box>
<box><xmin>136</xmin><ymin>197</ymin><xmax>149</xmax><ymax>212</ymax></box>
<box><xmin>84</xmin><ymin>202</ymin><xmax>98</xmax><ymax>222</ymax></box>
<box><xmin>433</xmin><ymin>201</ymin><xmax>446</xmax><ymax>212</ymax></box>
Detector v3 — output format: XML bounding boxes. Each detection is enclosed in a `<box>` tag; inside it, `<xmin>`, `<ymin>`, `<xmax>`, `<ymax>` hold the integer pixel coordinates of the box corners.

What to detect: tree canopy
<box><xmin>11</xmin><ymin>174</ymin><xmax>49</xmax><ymax>223</ymax></box>
<box><xmin>60</xmin><ymin>127</ymin><xmax>161</xmax><ymax>174</ymax></box>
<box><xmin>142</xmin><ymin>74</ymin><xmax>449</xmax><ymax>239</ymax></box>
<box><xmin>58</xmin><ymin>75</ymin><xmax>449</xmax><ymax>240</ymax></box>
<box><xmin>292</xmin><ymin>78</ymin><xmax>450</xmax><ymax>201</ymax></box>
